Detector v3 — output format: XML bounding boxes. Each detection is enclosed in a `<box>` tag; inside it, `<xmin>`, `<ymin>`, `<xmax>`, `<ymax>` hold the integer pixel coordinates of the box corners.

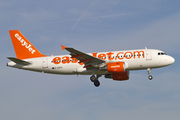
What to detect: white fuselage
<box><xmin>7</xmin><ymin>49</ymin><xmax>175</xmax><ymax>75</ymax></box>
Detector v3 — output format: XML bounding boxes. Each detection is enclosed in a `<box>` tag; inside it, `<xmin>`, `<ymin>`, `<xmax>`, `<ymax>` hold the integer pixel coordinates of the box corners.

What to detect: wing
<box><xmin>61</xmin><ymin>45</ymin><xmax>105</xmax><ymax>69</ymax></box>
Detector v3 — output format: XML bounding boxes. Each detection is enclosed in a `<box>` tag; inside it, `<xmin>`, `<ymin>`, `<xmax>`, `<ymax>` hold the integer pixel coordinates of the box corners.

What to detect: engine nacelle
<box><xmin>99</xmin><ymin>62</ymin><xmax>125</xmax><ymax>73</ymax></box>
<box><xmin>105</xmin><ymin>71</ymin><xmax>129</xmax><ymax>81</ymax></box>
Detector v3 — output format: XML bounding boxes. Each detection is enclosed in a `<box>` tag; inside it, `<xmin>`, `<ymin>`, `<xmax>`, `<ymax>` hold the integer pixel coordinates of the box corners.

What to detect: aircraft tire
<box><xmin>148</xmin><ymin>75</ymin><xmax>153</xmax><ymax>80</ymax></box>
<box><xmin>90</xmin><ymin>75</ymin><xmax>96</xmax><ymax>82</ymax></box>
<box><xmin>94</xmin><ymin>80</ymin><xmax>100</xmax><ymax>87</ymax></box>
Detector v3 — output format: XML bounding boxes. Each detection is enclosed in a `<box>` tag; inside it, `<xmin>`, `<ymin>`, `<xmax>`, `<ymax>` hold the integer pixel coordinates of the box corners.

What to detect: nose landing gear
<box><xmin>90</xmin><ymin>75</ymin><xmax>101</xmax><ymax>87</ymax></box>
<box><xmin>147</xmin><ymin>68</ymin><xmax>153</xmax><ymax>80</ymax></box>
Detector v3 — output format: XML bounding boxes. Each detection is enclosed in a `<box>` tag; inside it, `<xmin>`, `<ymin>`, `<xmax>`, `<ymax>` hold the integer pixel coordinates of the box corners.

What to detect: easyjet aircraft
<box><xmin>7</xmin><ymin>30</ymin><xmax>175</xmax><ymax>87</ymax></box>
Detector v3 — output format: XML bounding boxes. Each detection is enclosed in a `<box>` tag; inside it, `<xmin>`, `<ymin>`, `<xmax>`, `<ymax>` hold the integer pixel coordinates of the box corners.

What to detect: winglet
<box><xmin>60</xmin><ymin>45</ymin><xmax>66</xmax><ymax>50</ymax></box>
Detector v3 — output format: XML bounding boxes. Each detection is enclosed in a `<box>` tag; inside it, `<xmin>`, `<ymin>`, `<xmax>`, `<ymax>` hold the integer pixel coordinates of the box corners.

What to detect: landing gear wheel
<box><xmin>90</xmin><ymin>75</ymin><xmax>96</xmax><ymax>82</ymax></box>
<box><xmin>148</xmin><ymin>75</ymin><xmax>153</xmax><ymax>80</ymax></box>
<box><xmin>147</xmin><ymin>68</ymin><xmax>153</xmax><ymax>80</ymax></box>
<box><xmin>90</xmin><ymin>74</ymin><xmax>102</xmax><ymax>87</ymax></box>
<box><xmin>94</xmin><ymin>80</ymin><xmax>100</xmax><ymax>87</ymax></box>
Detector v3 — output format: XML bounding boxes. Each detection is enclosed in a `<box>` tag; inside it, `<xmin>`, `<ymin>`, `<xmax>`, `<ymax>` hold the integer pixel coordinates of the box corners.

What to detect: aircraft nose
<box><xmin>168</xmin><ymin>56</ymin><xmax>175</xmax><ymax>65</ymax></box>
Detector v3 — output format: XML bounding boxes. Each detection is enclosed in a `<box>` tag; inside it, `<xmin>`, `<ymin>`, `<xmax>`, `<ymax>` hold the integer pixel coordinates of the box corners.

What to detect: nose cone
<box><xmin>167</xmin><ymin>56</ymin><xmax>175</xmax><ymax>65</ymax></box>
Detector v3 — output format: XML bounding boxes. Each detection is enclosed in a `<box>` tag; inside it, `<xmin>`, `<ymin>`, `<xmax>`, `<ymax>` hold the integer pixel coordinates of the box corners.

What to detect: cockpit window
<box><xmin>158</xmin><ymin>52</ymin><xmax>167</xmax><ymax>55</ymax></box>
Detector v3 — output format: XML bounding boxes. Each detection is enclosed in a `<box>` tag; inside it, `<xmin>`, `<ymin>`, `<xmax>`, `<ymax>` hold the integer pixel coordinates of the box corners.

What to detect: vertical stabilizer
<box><xmin>9</xmin><ymin>30</ymin><xmax>46</xmax><ymax>59</ymax></box>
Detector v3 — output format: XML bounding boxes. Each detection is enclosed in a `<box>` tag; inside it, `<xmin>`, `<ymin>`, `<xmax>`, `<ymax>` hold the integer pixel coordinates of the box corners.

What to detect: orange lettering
<box><xmin>52</xmin><ymin>51</ymin><xmax>145</xmax><ymax>65</ymax></box>
<box><xmin>71</xmin><ymin>58</ymin><xmax>78</xmax><ymax>63</ymax></box>
<box><xmin>62</xmin><ymin>56</ymin><xmax>70</xmax><ymax>64</ymax></box>
<box><xmin>106</xmin><ymin>52</ymin><xmax>114</xmax><ymax>60</ymax></box>
<box><xmin>133</xmin><ymin>51</ymin><xmax>144</xmax><ymax>58</ymax></box>
<box><xmin>53</xmin><ymin>57</ymin><xmax>61</xmax><ymax>64</ymax></box>
<box><xmin>79</xmin><ymin>62</ymin><xmax>84</xmax><ymax>65</ymax></box>
<box><xmin>124</xmin><ymin>52</ymin><xmax>132</xmax><ymax>59</ymax></box>
<box><xmin>117</xmin><ymin>52</ymin><xmax>124</xmax><ymax>60</ymax></box>
<box><xmin>98</xmin><ymin>54</ymin><xmax>106</xmax><ymax>60</ymax></box>
<box><xmin>92</xmin><ymin>53</ymin><xmax>98</xmax><ymax>57</ymax></box>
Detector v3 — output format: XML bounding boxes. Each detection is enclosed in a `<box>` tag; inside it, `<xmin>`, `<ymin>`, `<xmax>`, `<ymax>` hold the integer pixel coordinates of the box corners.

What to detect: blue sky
<box><xmin>0</xmin><ymin>0</ymin><xmax>180</xmax><ymax>120</ymax></box>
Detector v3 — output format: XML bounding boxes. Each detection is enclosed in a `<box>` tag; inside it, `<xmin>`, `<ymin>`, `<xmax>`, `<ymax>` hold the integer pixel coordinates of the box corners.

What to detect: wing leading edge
<box><xmin>61</xmin><ymin>45</ymin><xmax>105</xmax><ymax>69</ymax></box>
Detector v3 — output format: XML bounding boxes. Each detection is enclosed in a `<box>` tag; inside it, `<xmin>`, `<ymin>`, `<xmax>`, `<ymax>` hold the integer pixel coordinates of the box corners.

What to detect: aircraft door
<box><xmin>146</xmin><ymin>50</ymin><xmax>152</xmax><ymax>60</ymax></box>
<box><xmin>42</xmin><ymin>58</ymin><xmax>48</xmax><ymax>68</ymax></box>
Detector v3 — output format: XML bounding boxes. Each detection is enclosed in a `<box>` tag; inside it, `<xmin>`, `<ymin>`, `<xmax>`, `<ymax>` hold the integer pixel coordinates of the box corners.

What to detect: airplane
<box><xmin>7</xmin><ymin>30</ymin><xmax>175</xmax><ymax>87</ymax></box>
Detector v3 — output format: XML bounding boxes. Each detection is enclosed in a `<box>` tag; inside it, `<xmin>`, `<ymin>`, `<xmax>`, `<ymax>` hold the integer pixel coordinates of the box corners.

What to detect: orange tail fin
<box><xmin>9</xmin><ymin>30</ymin><xmax>46</xmax><ymax>59</ymax></box>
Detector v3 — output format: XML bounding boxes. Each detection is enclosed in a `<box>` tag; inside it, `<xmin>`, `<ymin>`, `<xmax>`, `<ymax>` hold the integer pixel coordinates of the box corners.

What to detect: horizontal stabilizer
<box><xmin>7</xmin><ymin>57</ymin><xmax>31</xmax><ymax>65</ymax></box>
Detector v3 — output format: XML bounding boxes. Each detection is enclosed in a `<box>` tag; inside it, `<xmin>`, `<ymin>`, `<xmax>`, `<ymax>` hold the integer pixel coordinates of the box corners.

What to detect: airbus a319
<box><xmin>7</xmin><ymin>30</ymin><xmax>175</xmax><ymax>87</ymax></box>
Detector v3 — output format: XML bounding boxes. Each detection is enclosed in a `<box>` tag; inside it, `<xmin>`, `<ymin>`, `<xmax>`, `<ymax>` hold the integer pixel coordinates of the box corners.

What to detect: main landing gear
<box><xmin>147</xmin><ymin>68</ymin><xmax>153</xmax><ymax>80</ymax></box>
<box><xmin>90</xmin><ymin>75</ymin><xmax>101</xmax><ymax>87</ymax></box>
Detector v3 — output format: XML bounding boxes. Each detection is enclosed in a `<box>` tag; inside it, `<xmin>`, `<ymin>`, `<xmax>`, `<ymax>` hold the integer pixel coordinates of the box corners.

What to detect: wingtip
<box><xmin>60</xmin><ymin>45</ymin><xmax>66</xmax><ymax>50</ymax></box>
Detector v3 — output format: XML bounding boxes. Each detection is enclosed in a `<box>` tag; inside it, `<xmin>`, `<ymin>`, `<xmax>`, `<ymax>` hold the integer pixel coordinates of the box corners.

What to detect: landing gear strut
<box><xmin>90</xmin><ymin>75</ymin><xmax>101</xmax><ymax>87</ymax></box>
<box><xmin>147</xmin><ymin>68</ymin><xmax>153</xmax><ymax>80</ymax></box>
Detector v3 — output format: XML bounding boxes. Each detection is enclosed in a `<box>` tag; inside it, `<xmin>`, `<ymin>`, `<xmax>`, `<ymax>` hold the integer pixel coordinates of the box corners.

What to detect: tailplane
<box><xmin>9</xmin><ymin>30</ymin><xmax>46</xmax><ymax>59</ymax></box>
<box><xmin>7</xmin><ymin>57</ymin><xmax>31</xmax><ymax>65</ymax></box>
